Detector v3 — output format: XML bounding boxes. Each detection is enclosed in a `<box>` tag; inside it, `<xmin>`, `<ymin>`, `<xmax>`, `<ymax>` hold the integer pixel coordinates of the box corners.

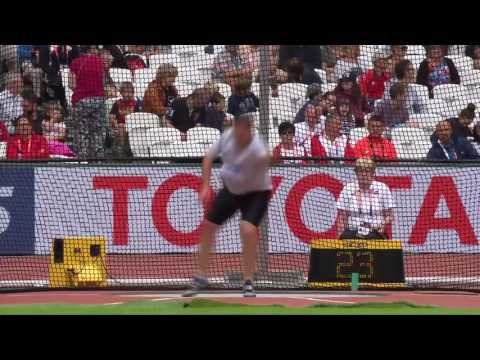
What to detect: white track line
<box><xmin>103</xmin><ymin>302</ymin><xmax>124</xmax><ymax>305</ymax></box>
<box><xmin>297</xmin><ymin>297</ymin><xmax>356</xmax><ymax>304</ymax></box>
<box><xmin>150</xmin><ymin>298</ymin><xmax>176</xmax><ymax>302</ymax></box>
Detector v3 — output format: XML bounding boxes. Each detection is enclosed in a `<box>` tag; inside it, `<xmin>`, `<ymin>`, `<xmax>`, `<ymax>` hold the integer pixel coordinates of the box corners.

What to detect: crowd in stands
<box><xmin>0</xmin><ymin>44</ymin><xmax>479</xmax><ymax>162</ymax></box>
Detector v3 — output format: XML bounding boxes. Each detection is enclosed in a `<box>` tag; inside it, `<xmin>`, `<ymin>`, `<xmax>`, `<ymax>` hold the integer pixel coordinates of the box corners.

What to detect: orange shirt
<box><xmin>354</xmin><ymin>135</ymin><xmax>397</xmax><ymax>160</ymax></box>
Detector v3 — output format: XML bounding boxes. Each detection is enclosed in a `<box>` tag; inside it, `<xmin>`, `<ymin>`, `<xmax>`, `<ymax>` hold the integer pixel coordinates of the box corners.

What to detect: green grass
<box><xmin>0</xmin><ymin>300</ymin><xmax>479</xmax><ymax>315</ymax></box>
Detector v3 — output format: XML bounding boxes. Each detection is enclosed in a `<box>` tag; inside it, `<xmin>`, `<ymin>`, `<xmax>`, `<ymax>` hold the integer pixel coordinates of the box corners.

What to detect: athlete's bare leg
<box><xmin>240</xmin><ymin>220</ymin><xmax>258</xmax><ymax>282</ymax></box>
<box><xmin>197</xmin><ymin>220</ymin><xmax>220</xmax><ymax>277</ymax></box>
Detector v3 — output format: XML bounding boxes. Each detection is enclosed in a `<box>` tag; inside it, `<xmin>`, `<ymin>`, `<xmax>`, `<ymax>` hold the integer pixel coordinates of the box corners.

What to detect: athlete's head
<box><xmin>233</xmin><ymin>112</ymin><xmax>255</xmax><ymax>147</ymax></box>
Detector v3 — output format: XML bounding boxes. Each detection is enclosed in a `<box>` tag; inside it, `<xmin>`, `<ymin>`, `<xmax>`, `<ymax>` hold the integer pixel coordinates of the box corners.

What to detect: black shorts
<box><xmin>207</xmin><ymin>187</ymin><xmax>271</xmax><ymax>227</ymax></box>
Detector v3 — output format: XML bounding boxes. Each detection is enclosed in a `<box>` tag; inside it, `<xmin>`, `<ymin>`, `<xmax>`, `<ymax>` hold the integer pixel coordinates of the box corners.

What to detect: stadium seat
<box><xmin>175</xmin><ymin>82</ymin><xmax>196</xmax><ymax>98</ymax></box>
<box><xmin>407</xmin><ymin>45</ymin><xmax>426</xmax><ymax>56</ymax></box>
<box><xmin>460</xmin><ymin>69</ymin><xmax>480</xmax><ymax>88</ymax></box>
<box><xmin>187</xmin><ymin>127</ymin><xmax>221</xmax><ymax>144</ymax></box>
<box><xmin>270</xmin><ymin>96</ymin><xmax>298</xmax><ymax>124</ymax></box>
<box><xmin>446</xmin><ymin>55</ymin><xmax>474</xmax><ymax>72</ymax></box>
<box><xmin>150</xmin><ymin>141</ymin><xmax>206</xmax><ymax>159</ymax></box>
<box><xmin>110</xmin><ymin>68</ymin><xmax>132</xmax><ymax>87</ymax></box>
<box><xmin>405</xmin><ymin>54</ymin><xmax>424</xmax><ymax>71</ymax></box>
<box><xmin>408</xmin><ymin>113</ymin><xmax>443</xmax><ymax>133</ymax></box>
<box><xmin>146</xmin><ymin>127</ymin><xmax>183</xmax><ymax>146</ymax></box>
<box><xmin>0</xmin><ymin>142</ymin><xmax>6</xmax><ymax>159</ymax></box>
<box><xmin>392</xmin><ymin>127</ymin><xmax>431</xmax><ymax>159</ymax></box>
<box><xmin>125</xmin><ymin>113</ymin><xmax>161</xmax><ymax>133</ymax></box>
<box><xmin>314</xmin><ymin>68</ymin><xmax>327</xmax><ymax>85</ymax></box>
<box><xmin>267</xmin><ymin>126</ymin><xmax>281</xmax><ymax>150</ymax></box>
<box><xmin>433</xmin><ymin>84</ymin><xmax>468</xmax><ymax>103</ymax></box>
<box><xmin>357</xmin><ymin>55</ymin><xmax>372</xmax><ymax>72</ymax></box>
<box><xmin>216</xmin><ymin>83</ymin><xmax>232</xmax><ymax>99</ymax></box>
<box><xmin>149</xmin><ymin>53</ymin><xmax>180</xmax><ymax>70</ymax></box>
<box><xmin>408</xmin><ymin>84</ymin><xmax>429</xmax><ymax>102</ymax></box>
<box><xmin>125</xmin><ymin>113</ymin><xmax>162</xmax><ymax>158</ymax></box>
<box><xmin>133</xmin><ymin>68</ymin><xmax>157</xmax><ymax>85</ymax></box>
<box><xmin>323</xmin><ymin>82</ymin><xmax>338</xmax><ymax>93</ymax></box>
<box><xmin>349</xmin><ymin>127</ymin><xmax>369</xmax><ymax>146</ymax></box>
<box><xmin>277</xmin><ymin>83</ymin><xmax>308</xmax><ymax>112</ymax></box>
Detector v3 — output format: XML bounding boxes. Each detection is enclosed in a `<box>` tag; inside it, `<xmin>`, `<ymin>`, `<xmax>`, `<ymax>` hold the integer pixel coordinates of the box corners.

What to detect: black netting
<box><xmin>0</xmin><ymin>45</ymin><xmax>479</xmax><ymax>291</ymax></box>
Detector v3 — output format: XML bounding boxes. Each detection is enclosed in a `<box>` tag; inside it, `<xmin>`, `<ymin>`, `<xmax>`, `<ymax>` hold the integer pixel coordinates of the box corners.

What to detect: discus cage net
<box><xmin>0</xmin><ymin>44</ymin><xmax>479</xmax><ymax>291</ymax></box>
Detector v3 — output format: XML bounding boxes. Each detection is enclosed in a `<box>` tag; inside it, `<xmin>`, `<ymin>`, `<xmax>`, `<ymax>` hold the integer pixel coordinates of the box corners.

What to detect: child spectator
<box><xmin>334</xmin><ymin>74</ymin><xmax>368</xmax><ymax>126</ymax></box>
<box><xmin>168</xmin><ymin>87</ymin><xmax>210</xmax><ymax>133</ymax></box>
<box><xmin>294</xmin><ymin>83</ymin><xmax>323</xmax><ymax>123</ymax></box>
<box><xmin>124</xmin><ymin>45</ymin><xmax>148</xmax><ymax>72</ymax></box>
<box><xmin>110</xmin><ymin>82</ymin><xmax>140</xmax><ymax>157</ymax></box>
<box><xmin>358</xmin><ymin>51</ymin><xmax>391</xmax><ymax>108</ymax></box>
<box><xmin>334</xmin><ymin>45</ymin><xmax>362</xmax><ymax>82</ymax></box>
<box><xmin>201</xmin><ymin>92</ymin><xmax>229</xmax><ymax>132</ymax></box>
<box><xmin>7</xmin><ymin>116</ymin><xmax>49</xmax><ymax>160</ymax></box>
<box><xmin>336</xmin><ymin>98</ymin><xmax>357</xmax><ymax>136</ymax></box>
<box><xmin>354</xmin><ymin>114</ymin><xmax>397</xmax><ymax>160</ymax></box>
<box><xmin>143</xmin><ymin>63</ymin><xmax>178</xmax><ymax>125</ymax></box>
<box><xmin>42</xmin><ymin>102</ymin><xmax>75</xmax><ymax>157</ymax></box>
<box><xmin>417</xmin><ymin>45</ymin><xmax>460</xmax><ymax>98</ymax></box>
<box><xmin>383</xmin><ymin>59</ymin><xmax>426</xmax><ymax>115</ymax></box>
<box><xmin>227</xmin><ymin>76</ymin><xmax>259</xmax><ymax>116</ymax></box>
<box><xmin>311</xmin><ymin>113</ymin><xmax>355</xmax><ymax>164</ymax></box>
<box><xmin>272</xmin><ymin>121</ymin><xmax>307</xmax><ymax>164</ymax></box>
<box><xmin>374</xmin><ymin>82</ymin><xmax>410</xmax><ymax>135</ymax></box>
<box><xmin>294</xmin><ymin>100</ymin><xmax>324</xmax><ymax>156</ymax></box>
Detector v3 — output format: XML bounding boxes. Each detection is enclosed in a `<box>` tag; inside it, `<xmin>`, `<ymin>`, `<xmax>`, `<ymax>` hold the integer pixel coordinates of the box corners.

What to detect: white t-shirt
<box><xmin>294</xmin><ymin>121</ymin><xmax>323</xmax><ymax>156</ymax></box>
<box><xmin>336</xmin><ymin>180</ymin><xmax>394</xmax><ymax>230</ymax></box>
<box><xmin>208</xmin><ymin>128</ymin><xmax>272</xmax><ymax>195</ymax></box>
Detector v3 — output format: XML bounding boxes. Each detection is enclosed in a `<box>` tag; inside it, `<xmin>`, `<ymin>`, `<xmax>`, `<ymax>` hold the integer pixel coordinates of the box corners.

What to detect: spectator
<box><xmin>278</xmin><ymin>46</ymin><xmax>322</xmax><ymax>71</ymax></box>
<box><xmin>101</xmin><ymin>50</ymin><xmax>118</xmax><ymax>99</ymax></box>
<box><xmin>417</xmin><ymin>45</ymin><xmax>460</xmax><ymax>98</ymax></box>
<box><xmin>0</xmin><ymin>73</ymin><xmax>23</xmax><ymax>134</ymax></box>
<box><xmin>168</xmin><ymin>87</ymin><xmax>210</xmax><ymax>133</ymax></box>
<box><xmin>272</xmin><ymin>121</ymin><xmax>307</xmax><ymax>164</ymax></box>
<box><xmin>430</xmin><ymin>104</ymin><xmax>476</xmax><ymax>144</ymax></box>
<box><xmin>69</xmin><ymin>45</ymin><xmax>107</xmax><ymax>159</ymax></box>
<box><xmin>374</xmin><ymin>83</ymin><xmax>410</xmax><ymax>133</ymax></box>
<box><xmin>311</xmin><ymin>113</ymin><xmax>355</xmax><ymax>163</ymax></box>
<box><xmin>321</xmin><ymin>45</ymin><xmax>343</xmax><ymax>83</ymax></box>
<box><xmin>36</xmin><ymin>45</ymin><xmax>68</xmax><ymax>112</ymax></box>
<box><xmin>472</xmin><ymin>122</ymin><xmax>480</xmax><ymax>154</ymax></box>
<box><xmin>334</xmin><ymin>74</ymin><xmax>368</xmax><ymax>126</ymax></box>
<box><xmin>42</xmin><ymin>102</ymin><xmax>75</xmax><ymax>157</ymax></box>
<box><xmin>465</xmin><ymin>45</ymin><xmax>480</xmax><ymax>70</ymax></box>
<box><xmin>0</xmin><ymin>121</ymin><xmax>8</xmax><ymax>142</ymax></box>
<box><xmin>294</xmin><ymin>99</ymin><xmax>324</xmax><ymax>156</ymax></box>
<box><xmin>201</xmin><ymin>92</ymin><xmax>229</xmax><ymax>132</ymax></box>
<box><xmin>124</xmin><ymin>45</ymin><xmax>148</xmax><ymax>72</ymax></box>
<box><xmin>143</xmin><ymin>63</ymin><xmax>178</xmax><ymax>125</ymax></box>
<box><xmin>15</xmin><ymin>91</ymin><xmax>44</xmax><ymax>135</ymax></box>
<box><xmin>358</xmin><ymin>51</ymin><xmax>391</xmax><ymax>108</ymax></box>
<box><xmin>6</xmin><ymin>116</ymin><xmax>49</xmax><ymax>160</ymax></box>
<box><xmin>354</xmin><ymin>114</ymin><xmax>398</xmax><ymax>160</ymax></box>
<box><xmin>284</xmin><ymin>58</ymin><xmax>321</xmax><ymax>85</ymax></box>
<box><xmin>227</xmin><ymin>76</ymin><xmax>259</xmax><ymax>116</ymax></box>
<box><xmin>336</xmin><ymin>98</ymin><xmax>357</xmax><ymax>136</ymax></box>
<box><xmin>383</xmin><ymin>59</ymin><xmax>426</xmax><ymax>114</ymax></box>
<box><xmin>294</xmin><ymin>83</ymin><xmax>323</xmax><ymax>124</ymax></box>
<box><xmin>427</xmin><ymin>120</ymin><xmax>479</xmax><ymax>160</ymax></box>
<box><xmin>212</xmin><ymin>45</ymin><xmax>253</xmax><ymax>86</ymax></box>
<box><xmin>319</xmin><ymin>91</ymin><xmax>337</xmax><ymax>117</ymax></box>
<box><xmin>110</xmin><ymin>82</ymin><xmax>140</xmax><ymax>158</ymax></box>
<box><xmin>333</xmin><ymin>45</ymin><xmax>362</xmax><ymax>82</ymax></box>
<box><xmin>387</xmin><ymin>45</ymin><xmax>408</xmax><ymax>75</ymax></box>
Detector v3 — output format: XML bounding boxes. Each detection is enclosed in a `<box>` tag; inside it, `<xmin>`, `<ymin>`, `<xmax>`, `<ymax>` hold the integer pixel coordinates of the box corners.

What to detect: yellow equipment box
<box><xmin>49</xmin><ymin>237</ymin><xmax>107</xmax><ymax>288</ymax></box>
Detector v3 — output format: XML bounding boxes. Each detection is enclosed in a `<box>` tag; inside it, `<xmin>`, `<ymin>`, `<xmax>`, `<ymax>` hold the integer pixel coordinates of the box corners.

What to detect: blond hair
<box><xmin>156</xmin><ymin>63</ymin><xmax>178</xmax><ymax>80</ymax></box>
<box><xmin>355</xmin><ymin>158</ymin><xmax>376</xmax><ymax>172</ymax></box>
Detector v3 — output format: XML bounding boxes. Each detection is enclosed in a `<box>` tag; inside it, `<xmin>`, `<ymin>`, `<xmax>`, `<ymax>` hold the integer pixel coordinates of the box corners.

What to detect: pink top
<box><xmin>70</xmin><ymin>54</ymin><xmax>105</xmax><ymax>107</ymax></box>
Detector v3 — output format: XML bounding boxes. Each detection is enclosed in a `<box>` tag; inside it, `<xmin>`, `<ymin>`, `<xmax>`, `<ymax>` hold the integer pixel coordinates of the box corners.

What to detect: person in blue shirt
<box><xmin>227</xmin><ymin>76</ymin><xmax>259</xmax><ymax>116</ymax></box>
<box><xmin>427</xmin><ymin>120</ymin><xmax>480</xmax><ymax>160</ymax></box>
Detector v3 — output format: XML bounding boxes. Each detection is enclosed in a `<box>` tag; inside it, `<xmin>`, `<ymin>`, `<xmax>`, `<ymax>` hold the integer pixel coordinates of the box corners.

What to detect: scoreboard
<box><xmin>308</xmin><ymin>239</ymin><xmax>406</xmax><ymax>289</ymax></box>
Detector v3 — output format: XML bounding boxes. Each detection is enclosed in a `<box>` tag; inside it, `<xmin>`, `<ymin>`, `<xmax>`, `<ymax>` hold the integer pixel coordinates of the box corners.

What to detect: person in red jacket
<box><xmin>0</xmin><ymin>122</ymin><xmax>9</xmax><ymax>142</ymax></box>
<box><xmin>7</xmin><ymin>117</ymin><xmax>49</xmax><ymax>160</ymax></box>
<box><xmin>311</xmin><ymin>113</ymin><xmax>355</xmax><ymax>164</ymax></box>
<box><xmin>358</xmin><ymin>51</ymin><xmax>391</xmax><ymax>108</ymax></box>
<box><xmin>353</xmin><ymin>114</ymin><xmax>397</xmax><ymax>160</ymax></box>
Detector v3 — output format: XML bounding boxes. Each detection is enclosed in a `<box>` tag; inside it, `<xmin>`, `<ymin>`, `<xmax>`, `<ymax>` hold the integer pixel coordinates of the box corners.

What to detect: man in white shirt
<box><xmin>336</xmin><ymin>158</ymin><xmax>394</xmax><ymax>239</ymax></box>
<box><xmin>0</xmin><ymin>73</ymin><xmax>24</xmax><ymax>134</ymax></box>
<box><xmin>294</xmin><ymin>105</ymin><xmax>324</xmax><ymax>156</ymax></box>
<box><xmin>184</xmin><ymin>112</ymin><xmax>272</xmax><ymax>298</ymax></box>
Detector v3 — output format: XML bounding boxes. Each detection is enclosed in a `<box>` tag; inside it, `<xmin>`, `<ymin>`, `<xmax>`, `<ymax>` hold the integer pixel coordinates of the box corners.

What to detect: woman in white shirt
<box><xmin>336</xmin><ymin>158</ymin><xmax>394</xmax><ymax>239</ymax></box>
